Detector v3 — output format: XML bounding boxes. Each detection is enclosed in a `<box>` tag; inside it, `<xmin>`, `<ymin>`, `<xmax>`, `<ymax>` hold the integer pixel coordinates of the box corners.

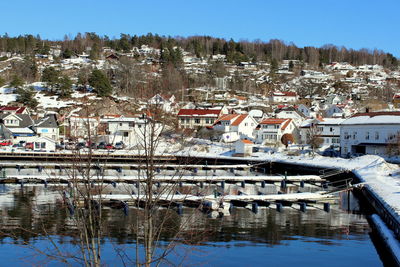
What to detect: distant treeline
<box><xmin>0</xmin><ymin>32</ymin><xmax>398</xmax><ymax>68</ymax></box>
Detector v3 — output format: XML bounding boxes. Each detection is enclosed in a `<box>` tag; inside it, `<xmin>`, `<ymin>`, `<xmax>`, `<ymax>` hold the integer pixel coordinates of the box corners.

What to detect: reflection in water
<box><xmin>0</xmin><ymin>185</ymin><xmax>383</xmax><ymax>266</ymax></box>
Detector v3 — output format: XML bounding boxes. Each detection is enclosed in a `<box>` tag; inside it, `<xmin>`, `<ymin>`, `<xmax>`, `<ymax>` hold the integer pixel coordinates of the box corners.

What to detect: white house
<box><xmin>66</xmin><ymin>116</ymin><xmax>100</xmax><ymax>139</ymax></box>
<box><xmin>253</xmin><ymin>118</ymin><xmax>297</xmax><ymax>146</ymax></box>
<box><xmin>316</xmin><ymin>118</ymin><xmax>344</xmax><ymax>149</ymax></box>
<box><xmin>106</xmin><ymin>116</ymin><xmax>162</xmax><ymax>148</ymax></box>
<box><xmin>30</xmin><ymin>136</ymin><xmax>56</xmax><ymax>152</ymax></box>
<box><xmin>148</xmin><ymin>94</ymin><xmax>177</xmax><ymax>113</ymax></box>
<box><xmin>275</xmin><ymin>107</ymin><xmax>306</xmax><ymax>126</ymax></box>
<box><xmin>297</xmin><ymin>104</ymin><xmax>311</xmax><ymax>118</ymax></box>
<box><xmin>298</xmin><ymin>118</ymin><xmax>321</xmax><ymax>144</ymax></box>
<box><xmin>270</xmin><ymin>91</ymin><xmax>299</xmax><ymax>103</ymax></box>
<box><xmin>34</xmin><ymin>114</ymin><xmax>59</xmax><ymax>141</ymax></box>
<box><xmin>340</xmin><ymin>112</ymin><xmax>400</xmax><ymax>157</ymax></box>
<box><xmin>177</xmin><ymin>108</ymin><xmax>227</xmax><ymax>129</ymax></box>
<box><xmin>212</xmin><ymin>114</ymin><xmax>258</xmax><ymax>142</ymax></box>
<box><xmin>324</xmin><ymin>104</ymin><xmax>344</xmax><ymax>118</ymax></box>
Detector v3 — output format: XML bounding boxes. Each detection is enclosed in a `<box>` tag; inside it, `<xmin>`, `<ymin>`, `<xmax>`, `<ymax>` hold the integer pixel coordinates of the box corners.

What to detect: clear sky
<box><xmin>2</xmin><ymin>0</ymin><xmax>399</xmax><ymax>56</ymax></box>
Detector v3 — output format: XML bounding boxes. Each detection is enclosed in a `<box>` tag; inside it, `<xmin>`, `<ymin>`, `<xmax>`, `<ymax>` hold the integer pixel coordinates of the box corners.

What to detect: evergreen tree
<box><xmin>88</xmin><ymin>69</ymin><xmax>112</xmax><ymax>97</ymax></box>
<box><xmin>58</xmin><ymin>75</ymin><xmax>73</xmax><ymax>98</ymax></box>
<box><xmin>9</xmin><ymin>75</ymin><xmax>24</xmax><ymax>88</ymax></box>
<box><xmin>16</xmin><ymin>86</ymin><xmax>38</xmax><ymax>108</ymax></box>
<box><xmin>42</xmin><ymin>66</ymin><xmax>60</xmax><ymax>91</ymax></box>
<box><xmin>89</xmin><ymin>43</ymin><xmax>100</xmax><ymax>60</ymax></box>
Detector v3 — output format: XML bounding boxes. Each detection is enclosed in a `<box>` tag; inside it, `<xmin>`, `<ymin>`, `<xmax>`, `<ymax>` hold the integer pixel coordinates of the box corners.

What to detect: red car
<box><xmin>25</xmin><ymin>142</ymin><xmax>34</xmax><ymax>150</ymax></box>
<box><xmin>105</xmin><ymin>144</ymin><xmax>114</xmax><ymax>150</ymax></box>
<box><xmin>0</xmin><ymin>140</ymin><xmax>12</xmax><ymax>146</ymax></box>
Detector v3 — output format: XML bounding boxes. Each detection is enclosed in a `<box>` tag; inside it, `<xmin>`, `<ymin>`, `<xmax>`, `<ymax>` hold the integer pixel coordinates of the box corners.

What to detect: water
<box><xmin>0</xmin><ymin>185</ymin><xmax>385</xmax><ymax>266</ymax></box>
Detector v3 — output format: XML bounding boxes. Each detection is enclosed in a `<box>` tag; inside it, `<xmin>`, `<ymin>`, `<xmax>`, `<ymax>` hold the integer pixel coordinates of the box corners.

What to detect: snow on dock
<box><xmin>0</xmin><ymin>174</ymin><xmax>324</xmax><ymax>183</ymax></box>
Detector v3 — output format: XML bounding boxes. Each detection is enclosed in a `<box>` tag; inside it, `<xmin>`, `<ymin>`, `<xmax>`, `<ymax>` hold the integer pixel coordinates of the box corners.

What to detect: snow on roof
<box><xmin>272</xmin><ymin>91</ymin><xmax>297</xmax><ymax>97</ymax></box>
<box><xmin>318</xmin><ymin>118</ymin><xmax>345</xmax><ymax>125</ymax></box>
<box><xmin>342</xmin><ymin>112</ymin><xmax>400</xmax><ymax>125</ymax></box>
<box><xmin>178</xmin><ymin>109</ymin><xmax>222</xmax><ymax>117</ymax></box>
<box><xmin>249</xmin><ymin>109</ymin><xmax>263</xmax><ymax>118</ymax></box>
<box><xmin>8</xmin><ymin>127</ymin><xmax>34</xmax><ymax>134</ymax></box>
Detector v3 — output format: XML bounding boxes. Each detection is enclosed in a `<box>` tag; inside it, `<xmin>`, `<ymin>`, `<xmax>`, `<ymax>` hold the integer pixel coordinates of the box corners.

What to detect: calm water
<box><xmin>0</xmin><ymin>184</ymin><xmax>385</xmax><ymax>266</ymax></box>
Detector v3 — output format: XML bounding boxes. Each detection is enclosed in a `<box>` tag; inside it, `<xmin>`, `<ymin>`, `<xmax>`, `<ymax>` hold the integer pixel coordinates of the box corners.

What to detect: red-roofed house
<box><xmin>178</xmin><ymin>108</ymin><xmax>225</xmax><ymax>129</ymax></box>
<box><xmin>253</xmin><ymin>118</ymin><xmax>298</xmax><ymax>145</ymax></box>
<box><xmin>270</xmin><ymin>91</ymin><xmax>298</xmax><ymax>103</ymax></box>
<box><xmin>212</xmin><ymin>114</ymin><xmax>258</xmax><ymax>142</ymax></box>
<box><xmin>0</xmin><ymin>106</ymin><xmax>28</xmax><ymax>115</ymax></box>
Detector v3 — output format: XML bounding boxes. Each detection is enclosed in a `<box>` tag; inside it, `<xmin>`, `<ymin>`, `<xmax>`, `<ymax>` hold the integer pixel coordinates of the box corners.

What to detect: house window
<box><xmin>205</xmin><ymin>119</ymin><xmax>210</xmax><ymax>124</ymax></box>
<box><xmin>375</xmin><ymin>132</ymin><xmax>379</xmax><ymax>140</ymax></box>
<box><xmin>181</xmin><ymin>119</ymin><xmax>185</xmax><ymax>123</ymax></box>
<box><xmin>274</xmin><ymin>125</ymin><xmax>279</xmax><ymax>129</ymax></box>
<box><xmin>330</xmin><ymin>127</ymin><xmax>333</xmax><ymax>132</ymax></box>
<box><xmin>119</xmin><ymin>123</ymin><xmax>123</xmax><ymax>126</ymax></box>
<box><xmin>353</xmin><ymin>132</ymin><xmax>357</xmax><ymax>139</ymax></box>
<box><xmin>195</xmin><ymin>119</ymin><xmax>200</xmax><ymax>124</ymax></box>
<box><xmin>365</xmin><ymin>132</ymin><xmax>369</xmax><ymax>140</ymax></box>
<box><xmin>124</xmin><ymin>132</ymin><xmax>129</xmax><ymax>137</ymax></box>
<box><xmin>344</xmin><ymin>132</ymin><xmax>349</xmax><ymax>140</ymax></box>
<box><xmin>129</xmin><ymin>122</ymin><xmax>135</xmax><ymax>127</ymax></box>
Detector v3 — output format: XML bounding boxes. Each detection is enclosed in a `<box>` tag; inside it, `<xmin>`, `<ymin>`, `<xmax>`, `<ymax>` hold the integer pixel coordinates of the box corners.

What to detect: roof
<box><xmin>317</xmin><ymin>118</ymin><xmax>345</xmax><ymax>125</ymax></box>
<box><xmin>213</xmin><ymin>114</ymin><xmax>249</xmax><ymax>126</ymax></box>
<box><xmin>272</xmin><ymin>91</ymin><xmax>297</xmax><ymax>97</ymax></box>
<box><xmin>258</xmin><ymin>118</ymin><xmax>292</xmax><ymax>130</ymax></box>
<box><xmin>0</xmin><ymin>113</ymin><xmax>34</xmax><ymax>128</ymax></box>
<box><xmin>342</xmin><ymin>112</ymin><xmax>400</xmax><ymax>125</ymax></box>
<box><xmin>35</xmin><ymin>114</ymin><xmax>58</xmax><ymax>128</ymax></box>
<box><xmin>178</xmin><ymin>109</ymin><xmax>222</xmax><ymax>117</ymax></box>
<box><xmin>0</xmin><ymin>106</ymin><xmax>26</xmax><ymax>114</ymax></box>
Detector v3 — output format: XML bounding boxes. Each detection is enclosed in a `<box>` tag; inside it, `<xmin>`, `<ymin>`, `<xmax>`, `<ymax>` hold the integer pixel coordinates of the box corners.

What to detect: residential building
<box><xmin>33</xmin><ymin>114</ymin><xmax>59</xmax><ymax>141</ymax></box>
<box><xmin>212</xmin><ymin>114</ymin><xmax>258</xmax><ymax>142</ymax></box>
<box><xmin>253</xmin><ymin>118</ymin><xmax>297</xmax><ymax>145</ymax></box>
<box><xmin>0</xmin><ymin>113</ymin><xmax>35</xmax><ymax>140</ymax></box>
<box><xmin>316</xmin><ymin>118</ymin><xmax>344</xmax><ymax>149</ymax></box>
<box><xmin>66</xmin><ymin>116</ymin><xmax>100</xmax><ymax>139</ymax></box>
<box><xmin>106</xmin><ymin>116</ymin><xmax>162</xmax><ymax>148</ymax></box>
<box><xmin>340</xmin><ymin>112</ymin><xmax>400</xmax><ymax>157</ymax></box>
<box><xmin>275</xmin><ymin>106</ymin><xmax>306</xmax><ymax>126</ymax></box>
<box><xmin>178</xmin><ymin>108</ymin><xmax>225</xmax><ymax>129</ymax></box>
<box><xmin>270</xmin><ymin>91</ymin><xmax>299</xmax><ymax>103</ymax></box>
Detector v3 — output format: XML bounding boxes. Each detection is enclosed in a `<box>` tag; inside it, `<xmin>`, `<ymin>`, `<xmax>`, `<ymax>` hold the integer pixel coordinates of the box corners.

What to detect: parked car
<box><xmin>115</xmin><ymin>141</ymin><xmax>125</xmax><ymax>149</ymax></box>
<box><xmin>0</xmin><ymin>140</ymin><xmax>12</xmax><ymax>146</ymax></box>
<box><xmin>97</xmin><ymin>142</ymin><xmax>106</xmax><ymax>149</ymax></box>
<box><xmin>105</xmin><ymin>144</ymin><xmax>114</xmax><ymax>150</ymax></box>
<box><xmin>65</xmin><ymin>142</ymin><xmax>75</xmax><ymax>150</ymax></box>
<box><xmin>75</xmin><ymin>142</ymin><xmax>86</xmax><ymax>150</ymax></box>
<box><xmin>25</xmin><ymin>142</ymin><xmax>34</xmax><ymax>150</ymax></box>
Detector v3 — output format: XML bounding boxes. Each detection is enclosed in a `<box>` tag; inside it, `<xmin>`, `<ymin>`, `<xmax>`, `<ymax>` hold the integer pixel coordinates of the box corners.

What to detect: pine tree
<box><xmin>58</xmin><ymin>75</ymin><xmax>73</xmax><ymax>98</ymax></box>
<box><xmin>42</xmin><ymin>66</ymin><xmax>60</xmax><ymax>91</ymax></box>
<box><xmin>88</xmin><ymin>69</ymin><xmax>112</xmax><ymax>97</ymax></box>
<box><xmin>16</xmin><ymin>86</ymin><xmax>38</xmax><ymax>108</ymax></box>
<box><xmin>10</xmin><ymin>75</ymin><xmax>24</xmax><ymax>88</ymax></box>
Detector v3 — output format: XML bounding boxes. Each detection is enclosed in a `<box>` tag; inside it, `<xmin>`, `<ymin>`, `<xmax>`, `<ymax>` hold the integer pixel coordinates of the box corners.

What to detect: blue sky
<box><xmin>2</xmin><ymin>0</ymin><xmax>399</xmax><ymax>56</ymax></box>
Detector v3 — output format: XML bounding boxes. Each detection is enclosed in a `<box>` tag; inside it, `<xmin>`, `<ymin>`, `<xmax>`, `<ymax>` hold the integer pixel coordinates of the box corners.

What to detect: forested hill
<box><xmin>0</xmin><ymin>33</ymin><xmax>398</xmax><ymax>68</ymax></box>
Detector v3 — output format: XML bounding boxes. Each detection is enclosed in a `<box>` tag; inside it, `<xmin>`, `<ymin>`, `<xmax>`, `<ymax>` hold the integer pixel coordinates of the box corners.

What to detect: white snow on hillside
<box><xmin>34</xmin><ymin>92</ymin><xmax>75</xmax><ymax>109</ymax></box>
<box><xmin>0</xmin><ymin>86</ymin><xmax>17</xmax><ymax>105</ymax></box>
